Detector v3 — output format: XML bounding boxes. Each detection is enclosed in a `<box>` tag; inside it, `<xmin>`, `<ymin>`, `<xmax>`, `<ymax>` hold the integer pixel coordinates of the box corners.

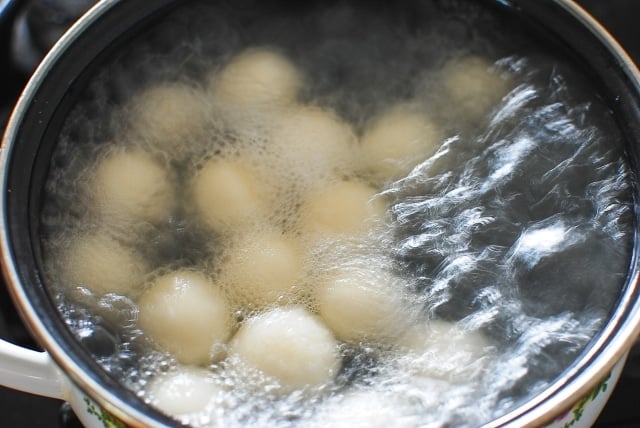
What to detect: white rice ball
<box><xmin>221</xmin><ymin>229</ymin><xmax>303</xmax><ymax>309</ymax></box>
<box><xmin>298</xmin><ymin>179</ymin><xmax>387</xmax><ymax>239</ymax></box>
<box><xmin>270</xmin><ymin>106</ymin><xmax>357</xmax><ymax>187</ymax></box>
<box><xmin>230</xmin><ymin>306</ymin><xmax>340</xmax><ymax>391</ymax></box>
<box><xmin>440</xmin><ymin>55</ymin><xmax>512</xmax><ymax>123</ymax></box>
<box><xmin>315</xmin><ymin>267</ymin><xmax>409</xmax><ymax>344</ymax></box>
<box><xmin>211</xmin><ymin>47</ymin><xmax>303</xmax><ymax>108</ymax></box>
<box><xmin>147</xmin><ymin>366</ymin><xmax>221</xmax><ymax>417</ymax></box>
<box><xmin>396</xmin><ymin>320</ymin><xmax>493</xmax><ymax>383</ymax></box>
<box><xmin>309</xmin><ymin>388</ymin><xmax>416</xmax><ymax>428</ymax></box>
<box><xmin>127</xmin><ymin>82</ymin><xmax>210</xmax><ymax>157</ymax></box>
<box><xmin>62</xmin><ymin>232</ymin><xmax>148</xmax><ymax>298</ymax></box>
<box><xmin>92</xmin><ymin>148</ymin><xmax>175</xmax><ymax>225</ymax></box>
<box><xmin>138</xmin><ymin>270</ymin><xmax>233</xmax><ymax>365</ymax></box>
<box><xmin>359</xmin><ymin>104</ymin><xmax>442</xmax><ymax>183</ymax></box>
<box><xmin>190</xmin><ymin>158</ymin><xmax>269</xmax><ymax>233</ymax></box>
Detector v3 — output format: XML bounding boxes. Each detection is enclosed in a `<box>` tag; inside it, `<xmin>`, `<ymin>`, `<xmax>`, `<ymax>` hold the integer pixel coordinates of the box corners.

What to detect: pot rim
<box><xmin>1</xmin><ymin>1</ymin><xmax>640</xmax><ymax>427</ymax></box>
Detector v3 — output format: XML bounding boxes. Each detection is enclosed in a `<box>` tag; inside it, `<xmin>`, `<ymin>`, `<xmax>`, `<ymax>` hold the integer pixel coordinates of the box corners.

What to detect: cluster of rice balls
<box><xmin>59</xmin><ymin>47</ymin><xmax>511</xmax><ymax>421</ymax></box>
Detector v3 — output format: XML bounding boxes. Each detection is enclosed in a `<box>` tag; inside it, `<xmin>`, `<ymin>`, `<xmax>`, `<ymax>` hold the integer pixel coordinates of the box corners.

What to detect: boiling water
<box><xmin>39</xmin><ymin>0</ymin><xmax>634</xmax><ymax>426</ymax></box>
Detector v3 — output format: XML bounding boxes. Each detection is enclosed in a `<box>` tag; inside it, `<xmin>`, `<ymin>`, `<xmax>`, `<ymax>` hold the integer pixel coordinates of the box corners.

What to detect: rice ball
<box><xmin>396</xmin><ymin>320</ymin><xmax>493</xmax><ymax>383</ymax></box>
<box><xmin>138</xmin><ymin>270</ymin><xmax>233</xmax><ymax>365</ymax></box>
<box><xmin>221</xmin><ymin>229</ymin><xmax>303</xmax><ymax>308</ymax></box>
<box><xmin>62</xmin><ymin>232</ymin><xmax>149</xmax><ymax>298</ymax></box>
<box><xmin>271</xmin><ymin>106</ymin><xmax>357</xmax><ymax>187</ymax></box>
<box><xmin>359</xmin><ymin>104</ymin><xmax>442</xmax><ymax>183</ymax></box>
<box><xmin>147</xmin><ymin>366</ymin><xmax>221</xmax><ymax>417</ymax></box>
<box><xmin>298</xmin><ymin>179</ymin><xmax>387</xmax><ymax>239</ymax></box>
<box><xmin>92</xmin><ymin>148</ymin><xmax>175</xmax><ymax>225</ymax></box>
<box><xmin>127</xmin><ymin>82</ymin><xmax>210</xmax><ymax>157</ymax></box>
<box><xmin>309</xmin><ymin>388</ymin><xmax>416</xmax><ymax>428</ymax></box>
<box><xmin>190</xmin><ymin>158</ymin><xmax>269</xmax><ymax>233</ymax></box>
<box><xmin>211</xmin><ymin>47</ymin><xmax>303</xmax><ymax>108</ymax></box>
<box><xmin>230</xmin><ymin>306</ymin><xmax>340</xmax><ymax>391</ymax></box>
<box><xmin>315</xmin><ymin>267</ymin><xmax>410</xmax><ymax>344</ymax></box>
<box><xmin>440</xmin><ymin>55</ymin><xmax>512</xmax><ymax>123</ymax></box>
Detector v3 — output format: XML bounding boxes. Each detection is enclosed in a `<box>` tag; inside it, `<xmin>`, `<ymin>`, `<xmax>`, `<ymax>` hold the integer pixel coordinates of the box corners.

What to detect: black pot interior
<box><xmin>4</xmin><ymin>0</ymin><xmax>640</xmax><ymax>425</ymax></box>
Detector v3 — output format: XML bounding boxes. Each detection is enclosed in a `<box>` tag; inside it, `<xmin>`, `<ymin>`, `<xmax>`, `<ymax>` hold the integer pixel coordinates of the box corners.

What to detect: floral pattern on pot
<box><xmin>546</xmin><ymin>372</ymin><xmax>612</xmax><ymax>428</ymax></box>
<box><xmin>84</xmin><ymin>397</ymin><xmax>127</xmax><ymax>428</ymax></box>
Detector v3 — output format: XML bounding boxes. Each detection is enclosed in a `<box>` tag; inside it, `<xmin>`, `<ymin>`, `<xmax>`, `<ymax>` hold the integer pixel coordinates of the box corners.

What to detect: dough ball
<box><xmin>298</xmin><ymin>180</ymin><xmax>387</xmax><ymax>238</ymax></box>
<box><xmin>211</xmin><ymin>47</ymin><xmax>303</xmax><ymax>108</ymax></box>
<box><xmin>360</xmin><ymin>104</ymin><xmax>442</xmax><ymax>183</ymax></box>
<box><xmin>62</xmin><ymin>232</ymin><xmax>148</xmax><ymax>297</ymax></box>
<box><xmin>315</xmin><ymin>268</ymin><xmax>409</xmax><ymax>344</ymax></box>
<box><xmin>440</xmin><ymin>55</ymin><xmax>512</xmax><ymax>123</ymax></box>
<box><xmin>396</xmin><ymin>320</ymin><xmax>492</xmax><ymax>383</ymax></box>
<box><xmin>127</xmin><ymin>82</ymin><xmax>210</xmax><ymax>157</ymax></box>
<box><xmin>191</xmin><ymin>158</ymin><xmax>269</xmax><ymax>233</ymax></box>
<box><xmin>147</xmin><ymin>366</ymin><xmax>221</xmax><ymax>417</ymax></box>
<box><xmin>138</xmin><ymin>270</ymin><xmax>233</xmax><ymax>365</ymax></box>
<box><xmin>92</xmin><ymin>148</ymin><xmax>175</xmax><ymax>225</ymax></box>
<box><xmin>309</xmin><ymin>389</ymin><xmax>415</xmax><ymax>428</ymax></box>
<box><xmin>271</xmin><ymin>106</ymin><xmax>356</xmax><ymax>187</ymax></box>
<box><xmin>230</xmin><ymin>306</ymin><xmax>340</xmax><ymax>391</ymax></box>
<box><xmin>222</xmin><ymin>230</ymin><xmax>303</xmax><ymax>308</ymax></box>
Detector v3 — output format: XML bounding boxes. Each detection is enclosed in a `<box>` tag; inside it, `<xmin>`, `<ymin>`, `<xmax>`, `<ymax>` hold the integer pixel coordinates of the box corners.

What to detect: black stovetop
<box><xmin>1</xmin><ymin>0</ymin><xmax>639</xmax><ymax>427</ymax></box>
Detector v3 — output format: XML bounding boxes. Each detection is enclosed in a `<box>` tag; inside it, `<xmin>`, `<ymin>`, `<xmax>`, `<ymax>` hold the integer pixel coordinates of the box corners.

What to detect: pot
<box><xmin>0</xmin><ymin>0</ymin><xmax>639</xmax><ymax>427</ymax></box>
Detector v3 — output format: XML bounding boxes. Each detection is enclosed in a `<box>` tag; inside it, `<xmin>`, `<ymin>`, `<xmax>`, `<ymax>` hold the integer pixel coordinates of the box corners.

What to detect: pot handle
<box><xmin>0</xmin><ymin>338</ymin><xmax>69</xmax><ymax>400</ymax></box>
